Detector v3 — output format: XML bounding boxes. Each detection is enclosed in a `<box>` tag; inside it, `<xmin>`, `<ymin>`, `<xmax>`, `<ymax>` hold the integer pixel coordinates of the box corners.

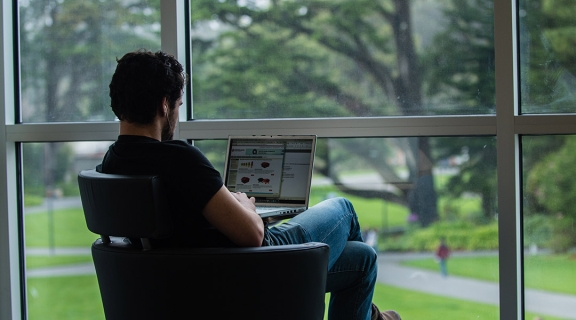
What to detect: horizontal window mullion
<box><xmin>180</xmin><ymin>116</ymin><xmax>497</xmax><ymax>139</ymax></box>
<box><xmin>5</xmin><ymin>123</ymin><xmax>120</xmax><ymax>142</ymax></box>
<box><xmin>515</xmin><ymin>114</ymin><xmax>576</xmax><ymax>135</ymax></box>
<box><xmin>7</xmin><ymin>114</ymin><xmax>576</xmax><ymax>142</ymax></box>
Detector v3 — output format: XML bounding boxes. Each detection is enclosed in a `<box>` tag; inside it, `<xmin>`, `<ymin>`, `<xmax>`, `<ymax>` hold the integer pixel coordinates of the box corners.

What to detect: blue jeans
<box><xmin>439</xmin><ymin>258</ymin><xmax>448</xmax><ymax>277</ymax></box>
<box><xmin>266</xmin><ymin>197</ymin><xmax>377</xmax><ymax>320</ymax></box>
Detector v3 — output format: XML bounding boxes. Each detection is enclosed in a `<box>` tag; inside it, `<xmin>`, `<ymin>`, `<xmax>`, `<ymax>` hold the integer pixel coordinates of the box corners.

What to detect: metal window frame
<box><xmin>2</xmin><ymin>0</ymin><xmax>574</xmax><ymax>319</ymax></box>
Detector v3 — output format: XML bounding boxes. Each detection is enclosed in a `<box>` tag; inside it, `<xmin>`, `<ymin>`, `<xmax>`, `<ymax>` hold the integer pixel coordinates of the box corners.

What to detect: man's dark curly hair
<box><xmin>109</xmin><ymin>50</ymin><xmax>186</xmax><ymax>124</ymax></box>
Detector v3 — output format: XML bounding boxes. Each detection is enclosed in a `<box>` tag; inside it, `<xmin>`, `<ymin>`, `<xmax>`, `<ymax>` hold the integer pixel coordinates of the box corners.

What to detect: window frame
<box><xmin>2</xmin><ymin>0</ymin><xmax>576</xmax><ymax>319</ymax></box>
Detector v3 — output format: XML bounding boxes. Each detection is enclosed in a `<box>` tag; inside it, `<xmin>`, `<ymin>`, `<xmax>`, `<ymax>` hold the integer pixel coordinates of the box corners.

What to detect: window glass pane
<box><xmin>198</xmin><ymin>136</ymin><xmax>500</xmax><ymax>318</ymax></box>
<box><xmin>522</xmin><ymin>135</ymin><xmax>576</xmax><ymax>319</ymax></box>
<box><xmin>519</xmin><ymin>0</ymin><xmax>576</xmax><ymax>114</ymax></box>
<box><xmin>190</xmin><ymin>0</ymin><xmax>495</xmax><ymax>119</ymax></box>
<box><xmin>18</xmin><ymin>0</ymin><xmax>161</xmax><ymax>123</ymax></box>
<box><xmin>23</xmin><ymin>141</ymin><xmax>110</xmax><ymax>319</ymax></box>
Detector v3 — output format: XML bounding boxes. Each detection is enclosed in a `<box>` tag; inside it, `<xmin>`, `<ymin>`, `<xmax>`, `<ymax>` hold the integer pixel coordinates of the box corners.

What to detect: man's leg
<box><xmin>268</xmin><ymin>197</ymin><xmax>376</xmax><ymax>319</ymax></box>
<box><xmin>268</xmin><ymin>197</ymin><xmax>364</xmax><ymax>268</ymax></box>
<box><xmin>326</xmin><ymin>241</ymin><xmax>378</xmax><ymax>320</ymax></box>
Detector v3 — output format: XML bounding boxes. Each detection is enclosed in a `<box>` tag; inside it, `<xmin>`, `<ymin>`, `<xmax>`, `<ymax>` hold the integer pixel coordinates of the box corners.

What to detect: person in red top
<box><xmin>436</xmin><ymin>237</ymin><xmax>450</xmax><ymax>277</ymax></box>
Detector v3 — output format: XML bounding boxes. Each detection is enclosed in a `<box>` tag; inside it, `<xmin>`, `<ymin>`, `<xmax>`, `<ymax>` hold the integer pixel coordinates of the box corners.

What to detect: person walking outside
<box><xmin>435</xmin><ymin>237</ymin><xmax>450</xmax><ymax>277</ymax></box>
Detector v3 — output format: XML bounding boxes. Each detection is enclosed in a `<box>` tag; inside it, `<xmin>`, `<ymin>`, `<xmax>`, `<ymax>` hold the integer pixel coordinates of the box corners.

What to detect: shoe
<box><xmin>380</xmin><ymin>310</ymin><xmax>401</xmax><ymax>320</ymax></box>
<box><xmin>371</xmin><ymin>303</ymin><xmax>402</xmax><ymax>320</ymax></box>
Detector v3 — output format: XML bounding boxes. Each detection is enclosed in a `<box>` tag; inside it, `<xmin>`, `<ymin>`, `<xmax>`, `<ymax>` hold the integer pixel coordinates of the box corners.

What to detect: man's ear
<box><xmin>161</xmin><ymin>97</ymin><xmax>169</xmax><ymax>116</ymax></box>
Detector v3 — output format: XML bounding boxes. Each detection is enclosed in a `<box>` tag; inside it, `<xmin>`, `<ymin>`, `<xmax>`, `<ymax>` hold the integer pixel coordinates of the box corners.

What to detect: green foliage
<box><xmin>24</xmin><ymin>194</ymin><xmax>44</xmax><ymax>207</ymax></box>
<box><xmin>23</xmin><ymin>143</ymin><xmax>77</xmax><ymax>198</ymax></box>
<box><xmin>520</xmin><ymin>0</ymin><xmax>576</xmax><ymax>112</ymax></box>
<box><xmin>527</xmin><ymin>137</ymin><xmax>576</xmax><ymax>252</ymax></box>
<box><xmin>432</xmin><ymin>136</ymin><xmax>497</xmax><ymax>220</ymax></box>
<box><xmin>523</xmin><ymin>214</ymin><xmax>554</xmax><ymax>248</ymax></box>
<box><xmin>546</xmin><ymin>216</ymin><xmax>576</xmax><ymax>253</ymax></box>
<box><xmin>424</xmin><ymin>0</ymin><xmax>495</xmax><ymax>113</ymax></box>
<box><xmin>19</xmin><ymin>0</ymin><xmax>161</xmax><ymax>122</ymax></box>
<box><xmin>382</xmin><ymin>220</ymin><xmax>498</xmax><ymax>251</ymax></box>
<box><xmin>541</xmin><ymin>0</ymin><xmax>576</xmax><ymax>77</ymax></box>
<box><xmin>528</xmin><ymin>138</ymin><xmax>576</xmax><ymax>216</ymax></box>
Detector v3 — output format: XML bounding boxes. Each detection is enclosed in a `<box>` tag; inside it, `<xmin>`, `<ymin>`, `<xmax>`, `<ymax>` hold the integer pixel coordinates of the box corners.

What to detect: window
<box><xmin>23</xmin><ymin>142</ymin><xmax>109</xmax><ymax>319</ymax></box>
<box><xmin>1</xmin><ymin>0</ymin><xmax>575</xmax><ymax>319</ymax></box>
<box><xmin>19</xmin><ymin>0</ymin><xmax>161</xmax><ymax>123</ymax></box>
<box><xmin>190</xmin><ymin>0</ymin><xmax>495</xmax><ymax>119</ymax></box>
<box><xmin>519</xmin><ymin>0</ymin><xmax>576</xmax><ymax>114</ymax></box>
<box><xmin>522</xmin><ymin>135</ymin><xmax>576</xmax><ymax>317</ymax></box>
<box><xmin>518</xmin><ymin>0</ymin><xmax>576</xmax><ymax>318</ymax></box>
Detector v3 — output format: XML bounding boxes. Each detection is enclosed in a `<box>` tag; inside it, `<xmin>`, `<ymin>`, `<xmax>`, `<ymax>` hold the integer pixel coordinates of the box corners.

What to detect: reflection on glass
<box><xmin>519</xmin><ymin>0</ymin><xmax>576</xmax><ymax>113</ymax></box>
<box><xmin>522</xmin><ymin>135</ymin><xmax>576</xmax><ymax>319</ymax></box>
<box><xmin>190</xmin><ymin>1</ymin><xmax>495</xmax><ymax>119</ymax></box>
<box><xmin>18</xmin><ymin>0</ymin><xmax>161</xmax><ymax>123</ymax></box>
<box><xmin>23</xmin><ymin>142</ymin><xmax>111</xmax><ymax>319</ymax></box>
<box><xmin>199</xmin><ymin>136</ymin><xmax>499</xmax><ymax>318</ymax></box>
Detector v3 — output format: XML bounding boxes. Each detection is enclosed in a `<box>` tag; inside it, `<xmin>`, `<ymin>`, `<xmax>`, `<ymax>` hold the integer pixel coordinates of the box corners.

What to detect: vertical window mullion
<box><xmin>160</xmin><ymin>0</ymin><xmax>190</xmax><ymax>140</ymax></box>
<box><xmin>0</xmin><ymin>0</ymin><xmax>23</xmax><ymax>319</ymax></box>
<box><xmin>494</xmin><ymin>0</ymin><xmax>523</xmax><ymax>319</ymax></box>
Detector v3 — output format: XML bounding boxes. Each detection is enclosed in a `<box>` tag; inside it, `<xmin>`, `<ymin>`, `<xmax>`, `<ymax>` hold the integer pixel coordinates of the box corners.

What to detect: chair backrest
<box><xmin>78</xmin><ymin>169</ymin><xmax>172</xmax><ymax>246</ymax></box>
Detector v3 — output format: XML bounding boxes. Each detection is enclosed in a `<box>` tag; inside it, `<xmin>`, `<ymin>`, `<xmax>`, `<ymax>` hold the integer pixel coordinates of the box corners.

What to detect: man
<box><xmin>100</xmin><ymin>49</ymin><xmax>401</xmax><ymax>320</ymax></box>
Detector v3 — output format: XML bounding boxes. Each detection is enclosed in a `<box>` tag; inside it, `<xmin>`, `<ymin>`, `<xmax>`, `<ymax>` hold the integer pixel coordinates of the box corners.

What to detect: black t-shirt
<box><xmin>99</xmin><ymin>135</ymin><xmax>236</xmax><ymax>247</ymax></box>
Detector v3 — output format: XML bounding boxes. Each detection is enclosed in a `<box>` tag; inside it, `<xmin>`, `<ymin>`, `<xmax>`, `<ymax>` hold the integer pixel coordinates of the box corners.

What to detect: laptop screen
<box><xmin>223</xmin><ymin>135</ymin><xmax>316</xmax><ymax>206</ymax></box>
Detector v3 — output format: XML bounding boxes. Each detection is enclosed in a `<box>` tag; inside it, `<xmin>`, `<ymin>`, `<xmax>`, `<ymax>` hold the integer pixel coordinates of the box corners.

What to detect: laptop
<box><xmin>223</xmin><ymin>135</ymin><xmax>317</xmax><ymax>219</ymax></box>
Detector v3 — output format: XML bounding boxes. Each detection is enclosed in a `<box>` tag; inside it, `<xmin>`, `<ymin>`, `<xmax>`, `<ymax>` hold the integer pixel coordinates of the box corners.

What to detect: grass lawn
<box><xmin>402</xmin><ymin>254</ymin><xmax>576</xmax><ymax>295</ymax></box>
<box><xmin>326</xmin><ymin>282</ymin><xmax>558</xmax><ymax>320</ymax></box>
<box><xmin>27</xmin><ymin>276</ymin><xmax>104</xmax><ymax>320</ymax></box>
<box><xmin>24</xmin><ymin>183</ymin><xmax>406</xmax><ymax>250</ymax></box>
<box><xmin>26</xmin><ymin>276</ymin><xmax>559</xmax><ymax>320</ymax></box>
<box><xmin>24</xmin><ymin>208</ymin><xmax>97</xmax><ymax>247</ymax></box>
<box><xmin>310</xmin><ymin>185</ymin><xmax>409</xmax><ymax>230</ymax></box>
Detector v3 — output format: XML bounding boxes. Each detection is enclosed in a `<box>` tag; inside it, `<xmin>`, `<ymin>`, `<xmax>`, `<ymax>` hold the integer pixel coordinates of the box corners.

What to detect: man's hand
<box><xmin>231</xmin><ymin>192</ymin><xmax>257</xmax><ymax>212</ymax></box>
<box><xmin>202</xmin><ymin>186</ymin><xmax>264</xmax><ymax>247</ymax></box>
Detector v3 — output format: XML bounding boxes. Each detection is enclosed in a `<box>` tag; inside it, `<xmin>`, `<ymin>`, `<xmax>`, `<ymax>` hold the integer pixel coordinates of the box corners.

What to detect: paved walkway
<box><xmin>24</xmin><ymin>197</ymin><xmax>82</xmax><ymax>215</ymax></box>
<box><xmin>377</xmin><ymin>252</ymin><xmax>576</xmax><ymax>320</ymax></box>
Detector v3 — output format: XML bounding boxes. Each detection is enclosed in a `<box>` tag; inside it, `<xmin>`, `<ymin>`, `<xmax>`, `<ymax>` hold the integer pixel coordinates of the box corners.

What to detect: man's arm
<box><xmin>201</xmin><ymin>186</ymin><xmax>265</xmax><ymax>247</ymax></box>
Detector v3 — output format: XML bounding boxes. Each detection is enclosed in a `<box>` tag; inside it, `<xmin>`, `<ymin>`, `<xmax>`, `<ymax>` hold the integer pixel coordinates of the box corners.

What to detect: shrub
<box><xmin>381</xmin><ymin>220</ymin><xmax>498</xmax><ymax>252</ymax></box>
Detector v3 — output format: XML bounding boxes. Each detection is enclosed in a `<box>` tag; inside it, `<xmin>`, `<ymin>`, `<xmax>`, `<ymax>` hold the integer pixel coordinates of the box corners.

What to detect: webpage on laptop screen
<box><xmin>227</xmin><ymin>143</ymin><xmax>286</xmax><ymax>197</ymax></box>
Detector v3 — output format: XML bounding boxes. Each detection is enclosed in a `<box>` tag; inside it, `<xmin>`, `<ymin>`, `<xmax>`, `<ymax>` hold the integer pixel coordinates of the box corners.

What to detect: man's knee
<box><xmin>347</xmin><ymin>241</ymin><xmax>378</xmax><ymax>270</ymax></box>
<box><xmin>329</xmin><ymin>197</ymin><xmax>355</xmax><ymax>211</ymax></box>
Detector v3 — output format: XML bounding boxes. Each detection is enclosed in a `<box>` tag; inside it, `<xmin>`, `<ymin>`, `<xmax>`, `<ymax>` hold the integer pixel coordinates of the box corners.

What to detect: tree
<box><xmin>19</xmin><ymin>0</ymin><xmax>161</xmax><ymax>122</ymax></box>
<box><xmin>191</xmin><ymin>0</ymin><xmax>440</xmax><ymax>226</ymax></box>
<box><xmin>19</xmin><ymin>0</ymin><xmax>161</xmax><ymax>196</ymax></box>
<box><xmin>519</xmin><ymin>0</ymin><xmax>576</xmax><ymax>112</ymax></box>
<box><xmin>527</xmin><ymin>137</ymin><xmax>576</xmax><ymax>252</ymax></box>
<box><xmin>424</xmin><ymin>0</ymin><xmax>495</xmax><ymax>114</ymax></box>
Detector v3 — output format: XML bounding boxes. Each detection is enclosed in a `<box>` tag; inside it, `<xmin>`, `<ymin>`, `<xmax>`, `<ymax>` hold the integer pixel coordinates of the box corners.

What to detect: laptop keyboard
<box><xmin>256</xmin><ymin>206</ymin><xmax>291</xmax><ymax>213</ymax></box>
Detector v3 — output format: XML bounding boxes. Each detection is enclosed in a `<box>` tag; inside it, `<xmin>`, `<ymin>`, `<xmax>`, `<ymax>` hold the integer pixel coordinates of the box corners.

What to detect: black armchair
<box><xmin>78</xmin><ymin>169</ymin><xmax>329</xmax><ymax>320</ymax></box>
